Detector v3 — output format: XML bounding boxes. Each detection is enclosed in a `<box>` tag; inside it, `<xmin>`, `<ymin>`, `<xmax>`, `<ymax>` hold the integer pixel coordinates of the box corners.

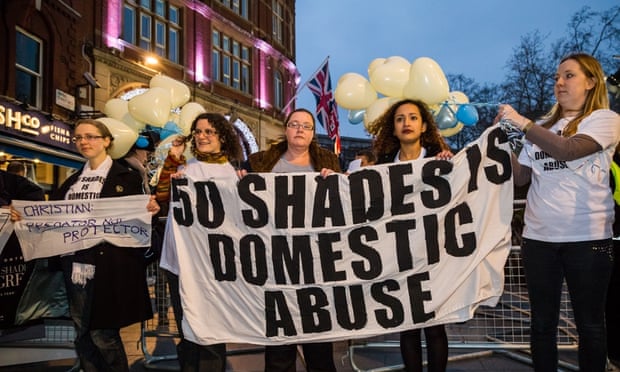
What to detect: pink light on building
<box><xmin>104</xmin><ymin>0</ymin><xmax>123</xmax><ymax>49</ymax></box>
<box><xmin>256</xmin><ymin>53</ymin><xmax>270</xmax><ymax>110</ymax></box>
<box><xmin>194</xmin><ymin>26</ymin><xmax>205</xmax><ymax>83</ymax></box>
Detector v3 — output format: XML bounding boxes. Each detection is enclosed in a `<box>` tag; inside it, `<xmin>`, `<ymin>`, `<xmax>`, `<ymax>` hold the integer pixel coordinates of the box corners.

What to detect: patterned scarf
<box><xmin>193</xmin><ymin>150</ymin><xmax>228</xmax><ymax>164</ymax></box>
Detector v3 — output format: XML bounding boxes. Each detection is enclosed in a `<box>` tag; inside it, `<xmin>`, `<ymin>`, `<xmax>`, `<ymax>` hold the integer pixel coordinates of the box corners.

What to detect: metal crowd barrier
<box><xmin>0</xmin><ymin>319</ymin><xmax>76</xmax><ymax>367</ymax></box>
<box><xmin>347</xmin><ymin>247</ymin><xmax>578</xmax><ymax>371</ymax></box>
<box><xmin>347</xmin><ymin>200</ymin><xmax>578</xmax><ymax>371</ymax></box>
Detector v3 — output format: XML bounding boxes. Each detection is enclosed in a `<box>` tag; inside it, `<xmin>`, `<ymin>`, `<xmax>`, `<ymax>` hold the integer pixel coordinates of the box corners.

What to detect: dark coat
<box><xmin>245</xmin><ymin>140</ymin><xmax>341</xmax><ymax>172</ymax></box>
<box><xmin>0</xmin><ymin>170</ymin><xmax>45</xmax><ymax>206</ymax></box>
<box><xmin>52</xmin><ymin>160</ymin><xmax>153</xmax><ymax>328</ymax></box>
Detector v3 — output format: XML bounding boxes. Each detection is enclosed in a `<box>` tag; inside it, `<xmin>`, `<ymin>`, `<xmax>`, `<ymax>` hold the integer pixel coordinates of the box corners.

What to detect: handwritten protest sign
<box><xmin>12</xmin><ymin>195</ymin><xmax>152</xmax><ymax>261</ymax></box>
<box><xmin>164</xmin><ymin>126</ymin><xmax>514</xmax><ymax>345</ymax></box>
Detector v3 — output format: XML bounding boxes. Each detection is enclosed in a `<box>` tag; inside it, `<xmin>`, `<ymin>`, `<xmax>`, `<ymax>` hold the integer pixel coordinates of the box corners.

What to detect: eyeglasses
<box><xmin>72</xmin><ymin>135</ymin><xmax>105</xmax><ymax>143</ymax></box>
<box><xmin>286</xmin><ymin>121</ymin><xmax>314</xmax><ymax>131</ymax></box>
<box><xmin>192</xmin><ymin>128</ymin><xmax>218</xmax><ymax>137</ymax></box>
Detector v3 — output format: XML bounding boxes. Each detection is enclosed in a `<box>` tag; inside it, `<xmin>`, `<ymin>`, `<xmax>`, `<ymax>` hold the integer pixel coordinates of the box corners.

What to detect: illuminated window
<box><xmin>272</xmin><ymin>0</ymin><xmax>283</xmax><ymax>43</ymax></box>
<box><xmin>15</xmin><ymin>28</ymin><xmax>42</xmax><ymax>108</ymax></box>
<box><xmin>219</xmin><ymin>0</ymin><xmax>249</xmax><ymax>19</ymax></box>
<box><xmin>122</xmin><ymin>0</ymin><xmax>182</xmax><ymax>64</ymax></box>
<box><xmin>212</xmin><ymin>29</ymin><xmax>251</xmax><ymax>94</ymax></box>
<box><xmin>274</xmin><ymin>71</ymin><xmax>283</xmax><ymax>109</ymax></box>
<box><xmin>212</xmin><ymin>30</ymin><xmax>220</xmax><ymax>81</ymax></box>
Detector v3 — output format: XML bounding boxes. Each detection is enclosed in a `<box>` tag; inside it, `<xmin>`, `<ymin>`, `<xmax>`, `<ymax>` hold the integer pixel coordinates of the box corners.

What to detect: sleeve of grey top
<box><xmin>511</xmin><ymin>153</ymin><xmax>531</xmax><ymax>187</ymax></box>
<box><xmin>524</xmin><ymin>124</ymin><xmax>602</xmax><ymax>161</ymax></box>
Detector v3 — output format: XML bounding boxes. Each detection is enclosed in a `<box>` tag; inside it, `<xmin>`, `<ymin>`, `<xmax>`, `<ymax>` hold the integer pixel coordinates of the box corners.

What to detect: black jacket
<box><xmin>53</xmin><ymin>160</ymin><xmax>153</xmax><ymax>328</ymax></box>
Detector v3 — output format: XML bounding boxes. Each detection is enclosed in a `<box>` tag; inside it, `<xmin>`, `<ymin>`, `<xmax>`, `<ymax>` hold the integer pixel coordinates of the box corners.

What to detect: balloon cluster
<box><xmin>334</xmin><ymin>56</ymin><xmax>479</xmax><ymax>137</ymax></box>
<box><xmin>101</xmin><ymin>75</ymin><xmax>206</xmax><ymax>159</ymax></box>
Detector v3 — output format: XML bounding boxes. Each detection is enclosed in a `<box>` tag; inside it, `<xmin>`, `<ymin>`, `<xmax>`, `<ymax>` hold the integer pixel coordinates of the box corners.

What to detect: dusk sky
<box><xmin>294</xmin><ymin>0</ymin><xmax>617</xmax><ymax>139</ymax></box>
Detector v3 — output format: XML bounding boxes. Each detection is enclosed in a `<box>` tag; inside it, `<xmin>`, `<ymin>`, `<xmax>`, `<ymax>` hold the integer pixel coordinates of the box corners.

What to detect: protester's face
<box><xmin>356</xmin><ymin>155</ymin><xmax>370</xmax><ymax>167</ymax></box>
<box><xmin>393</xmin><ymin>103</ymin><xmax>426</xmax><ymax>145</ymax></box>
<box><xmin>554</xmin><ymin>58</ymin><xmax>595</xmax><ymax>113</ymax></box>
<box><xmin>285</xmin><ymin>111</ymin><xmax>314</xmax><ymax>149</ymax></box>
<box><xmin>192</xmin><ymin>119</ymin><xmax>222</xmax><ymax>154</ymax></box>
<box><xmin>73</xmin><ymin>123</ymin><xmax>110</xmax><ymax>160</ymax></box>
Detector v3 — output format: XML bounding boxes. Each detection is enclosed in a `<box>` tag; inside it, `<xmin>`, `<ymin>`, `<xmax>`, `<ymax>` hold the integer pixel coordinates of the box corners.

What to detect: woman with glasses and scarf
<box><xmin>156</xmin><ymin>112</ymin><xmax>243</xmax><ymax>372</ymax></box>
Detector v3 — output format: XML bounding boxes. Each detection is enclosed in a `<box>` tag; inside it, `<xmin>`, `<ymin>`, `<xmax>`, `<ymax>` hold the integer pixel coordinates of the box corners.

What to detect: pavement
<box><xmin>0</xmin><ymin>320</ymin><xmax>594</xmax><ymax>371</ymax></box>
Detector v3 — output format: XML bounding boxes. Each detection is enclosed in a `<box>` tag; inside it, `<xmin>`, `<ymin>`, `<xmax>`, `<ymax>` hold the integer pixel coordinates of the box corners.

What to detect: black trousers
<box><xmin>607</xmin><ymin>240</ymin><xmax>620</xmax><ymax>362</ymax></box>
<box><xmin>264</xmin><ymin>343</ymin><xmax>337</xmax><ymax>372</ymax></box>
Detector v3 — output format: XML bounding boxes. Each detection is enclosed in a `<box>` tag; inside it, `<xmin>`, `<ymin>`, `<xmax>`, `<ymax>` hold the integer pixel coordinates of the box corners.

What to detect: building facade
<box><xmin>0</xmin><ymin>0</ymin><xmax>300</xmax><ymax>191</ymax></box>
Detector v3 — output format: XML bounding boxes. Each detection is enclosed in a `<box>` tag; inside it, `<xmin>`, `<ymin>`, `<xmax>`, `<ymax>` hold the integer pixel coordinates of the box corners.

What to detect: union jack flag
<box><xmin>307</xmin><ymin>59</ymin><xmax>341</xmax><ymax>154</ymax></box>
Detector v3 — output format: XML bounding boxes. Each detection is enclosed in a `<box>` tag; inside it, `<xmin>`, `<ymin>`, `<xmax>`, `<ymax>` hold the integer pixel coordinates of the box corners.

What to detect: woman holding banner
<box><xmin>242</xmin><ymin>108</ymin><xmax>340</xmax><ymax>372</ymax></box>
<box><xmin>369</xmin><ymin>99</ymin><xmax>453</xmax><ymax>372</ymax></box>
<box><xmin>10</xmin><ymin>118</ymin><xmax>160</xmax><ymax>371</ymax></box>
<box><xmin>156</xmin><ymin>112</ymin><xmax>243</xmax><ymax>372</ymax></box>
<box><xmin>498</xmin><ymin>53</ymin><xmax>620</xmax><ymax>371</ymax></box>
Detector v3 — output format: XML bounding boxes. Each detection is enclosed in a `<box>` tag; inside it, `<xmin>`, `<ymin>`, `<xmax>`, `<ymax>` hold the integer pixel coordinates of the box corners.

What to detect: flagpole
<box><xmin>281</xmin><ymin>56</ymin><xmax>330</xmax><ymax>113</ymax></box>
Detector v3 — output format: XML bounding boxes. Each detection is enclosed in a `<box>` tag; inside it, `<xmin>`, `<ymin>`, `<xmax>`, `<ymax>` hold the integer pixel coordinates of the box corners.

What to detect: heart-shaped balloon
<box><xmin>334</xmin><ymin>73</ymin><xmax>377</xmax><ymax>110</ymax></box>
<box><xmin>104</xmin><ymin>98</ymin><xmax>146</xmax><ymax>133</ymax></box>
<box><xmin>150</xmin><ymin>74</ymin><xmax>191</xmax><ymax>108</ymax></box>
<box><xmin>402</xmin><ymin>57</ymin><xmax>450</xmax><ymax>105</ymax></box>
<box><xmin>98</xmin><ymin>117</ymin><xmax>139</xmax><ymax>159</ymax></box>
<box><xmin>128</xmin><ymin>87</ymin><xmax>172</xmax><ymax>128</ymax></box>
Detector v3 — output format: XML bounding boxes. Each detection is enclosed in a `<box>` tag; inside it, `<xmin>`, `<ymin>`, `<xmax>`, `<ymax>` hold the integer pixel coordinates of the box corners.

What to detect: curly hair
<box><xmin>370</xmin><ymin>99</ymin><xmax>449</xmax><ymax>156</ymax></box>
<box><xmin>186</xmin><ymin>113</ymin><xmax>243</xmax><ymax>163</ymax></box>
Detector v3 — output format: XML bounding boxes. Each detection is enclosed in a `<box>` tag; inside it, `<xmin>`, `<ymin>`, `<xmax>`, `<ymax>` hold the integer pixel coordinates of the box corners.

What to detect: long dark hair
<box><xmin>370</xmin><ymin>99</ymin><xmax>448</xmax><ymax>156</ymax></box>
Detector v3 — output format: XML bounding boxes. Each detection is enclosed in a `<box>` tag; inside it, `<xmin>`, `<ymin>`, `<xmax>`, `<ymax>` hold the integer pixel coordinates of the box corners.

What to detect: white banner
<box><xmin>0</xmin><ymin>209</ymin><xmax>13</xmax><ymax>256</ymax></box>
<box><xmin>166</xmin><ymin>126</ymin><xmax>514</xmax><ymax>345</ymax></box>
<box><xmin>13</xmin><ymin>195</ymin><xmax>152</xmax><ymax>261</ymax></box>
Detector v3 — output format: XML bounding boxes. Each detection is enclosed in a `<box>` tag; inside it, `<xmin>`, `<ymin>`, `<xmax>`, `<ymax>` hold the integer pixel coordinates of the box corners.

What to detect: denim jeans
<box><xmin>62</xmin><ymin>257</ymin><xmax>129</xmax><ymax>372</ymax></box>
<box><xmin>522</xmin><ymin>238</ymin><xmax>613</xmax><ymax>372</ymax></box>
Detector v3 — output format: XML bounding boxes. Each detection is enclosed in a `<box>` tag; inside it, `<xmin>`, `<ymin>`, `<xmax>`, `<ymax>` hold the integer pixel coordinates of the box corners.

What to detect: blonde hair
<box><xmin>540</xmin><ymin>53</ymin><xmax>609</xmax><ymax>137</ymax></box>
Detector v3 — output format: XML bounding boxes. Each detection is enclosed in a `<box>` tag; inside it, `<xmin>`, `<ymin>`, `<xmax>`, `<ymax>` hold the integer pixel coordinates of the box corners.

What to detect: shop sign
<box><xmin>0</xmin><ymin>99</ymin><xmax>78</xmax><ymax>153</ymax></box>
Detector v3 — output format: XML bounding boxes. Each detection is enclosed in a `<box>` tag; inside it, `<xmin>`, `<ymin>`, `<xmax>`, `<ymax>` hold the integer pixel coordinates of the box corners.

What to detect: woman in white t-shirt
<box><xmin>497</xmin><ymin>52</ymin><xmax>620</xmax><ymax>371</ymax></box>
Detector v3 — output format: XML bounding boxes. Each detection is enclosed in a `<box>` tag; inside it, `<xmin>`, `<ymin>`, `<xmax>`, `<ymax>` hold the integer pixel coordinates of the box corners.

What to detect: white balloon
<box><xmin>103</xmin><ymin>98</ymin><xmax>145</xmax><ymax>133</ymax></box>
<box><xmin>150</xmin><ymin>75</ymin><xmax>191</xmax><ymax>108</ymax></box>
<box><xmin>334</xmin><ymin>73</ymin><xmax>377</xmax><ymax>110</ymax></box>
<box><xmin>367</xmin><ymin>58</ymin><xmax>386</xmax><ymax>78</ymax></box>
<box><xmin>368</xmin><ymin>56</ymin><xmax>410</xmax><ymax>97</ymax></box>
<box><xmin>127</xmin><ymin>87</ymin><xmax>172</xmax><ymax>127</ymax></box>
<box><xmin>179</xmin><ymin>102</ymin><xmax>206</xmax><ymax>135</ymax></box>
<box><xmin>363</xmin><ymin>96</ymin><xmax>400</xmax><ymax>131</ymax></box>
<box><xmin>402</xmin><ymin>57</ymin><xmax>450</xmax><ymax>105</ymax></box>
<box><xmin>441</xmin><ymin>122</ymin><xmax>464</xmax><ymax>137</ymax></box>
<box><xmin>98</xmin><ymin>117</ymin><xmax>139</xmax><ymax>159</ymax></box>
